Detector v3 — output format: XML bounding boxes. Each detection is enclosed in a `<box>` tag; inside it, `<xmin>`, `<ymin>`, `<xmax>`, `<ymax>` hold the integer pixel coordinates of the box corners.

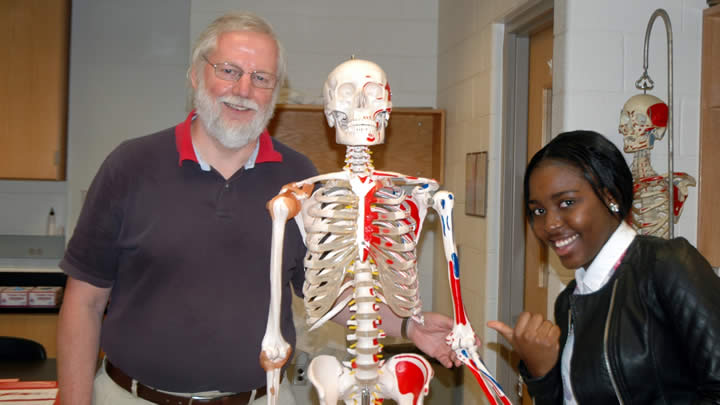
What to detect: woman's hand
<box><xmin>487</xmin><ymin>312</ymin><xmax>561</xmax><ymax>378</ymax></box>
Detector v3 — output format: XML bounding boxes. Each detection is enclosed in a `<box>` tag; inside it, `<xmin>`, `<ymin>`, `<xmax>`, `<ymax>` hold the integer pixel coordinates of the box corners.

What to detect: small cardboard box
<box><xmin>28</xmin><ymin>286</ymin><xmax>64</xmax><ymax>307</ymax></box>
<box><xmin>0</xmin><ymin>287</ymin><xmax>33</xmax><ymax>307</ymax></box>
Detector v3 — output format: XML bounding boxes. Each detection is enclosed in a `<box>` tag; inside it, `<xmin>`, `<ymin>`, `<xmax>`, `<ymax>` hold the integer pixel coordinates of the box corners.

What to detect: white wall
<box><xmin>190</xmin><ymin>0</ymin><xmax>439</xmax><ymax>108</ymax></box>
<box><xmin>64</xmin><ymin>0</ymin><xmax>192</xmax><ymax>234</ymax></box>
<box><xmin>0</xmin><ymin>181</ymin><xmax>66</xmax><ymax>236</ymax></box>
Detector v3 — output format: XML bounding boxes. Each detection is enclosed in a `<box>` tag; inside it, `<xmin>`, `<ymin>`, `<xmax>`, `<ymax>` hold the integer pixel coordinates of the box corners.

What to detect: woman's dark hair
<box><xmin>523</xmin><ymin>130</ymin><xmax>633</xmax><ymax>221</ymax></box>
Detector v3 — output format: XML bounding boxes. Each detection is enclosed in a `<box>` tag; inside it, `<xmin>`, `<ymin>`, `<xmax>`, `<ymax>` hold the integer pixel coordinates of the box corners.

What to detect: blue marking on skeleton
<box><xmin>422</xmin><ymin>183</ymin><xmax>429</xmax><ymax>189</ymax></box>
<box><xmin>480</xmin><ymin>369</ymin><xmax>503</xmax><ymax>389</ymax></box>
<box><xmin>473</xmin><ymin>356</ymin><xmax>504</xmax><ymax>389</ymax></box>
<box><xmin>452</xmin><ymin>253</ymin><xmax>460</xmax><ymax>278</ymax></box>
<box><xmin>441</xmin><ymin>199</ymin><xmax>446</xmax><ymax>209</ymax></box>
<box><xmin>449</xmin><ymin>194</ymin><xmax>453</xmax><ymax>200</ymax></box>
<box><xmin>441</xmin><ymin>216</ymin><xmax>447</xmax><ymax>235</ymax></box>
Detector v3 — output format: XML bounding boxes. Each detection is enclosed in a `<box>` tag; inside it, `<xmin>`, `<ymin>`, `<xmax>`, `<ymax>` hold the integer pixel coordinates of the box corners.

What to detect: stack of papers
<box><xmin>0</xmin><ymin>380</ymin><xmax>58</xmax><ymax>405</ymax></box>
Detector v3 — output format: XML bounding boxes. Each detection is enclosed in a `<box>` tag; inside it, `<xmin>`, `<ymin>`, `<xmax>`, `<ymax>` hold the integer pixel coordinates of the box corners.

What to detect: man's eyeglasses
<box><xmin>202</xmin><ymin>55</ymin><xmax>277</xmax><ymax>89</ymax></box>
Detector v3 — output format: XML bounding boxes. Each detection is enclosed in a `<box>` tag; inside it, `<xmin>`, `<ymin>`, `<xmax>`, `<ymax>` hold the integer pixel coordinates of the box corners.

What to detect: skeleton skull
<box><xmin>323</xmin><ymin>59</ymin><xmax>392</xmax><ymax>146</ymax></box>
<box><xmin>619</xmin><ymin>94</ymin><xmax>669</xmax><ymax>153</ymax></box>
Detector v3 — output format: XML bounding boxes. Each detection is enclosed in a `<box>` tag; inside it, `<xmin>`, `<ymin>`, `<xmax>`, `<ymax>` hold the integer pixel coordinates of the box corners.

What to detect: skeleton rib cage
<box><xmin>303</xmin><ymin>178</ymin><xmax>424</xmax><ymax>327</ymax></box>
<box><xmin>262</xmin><ymin>169</ymin><xmax>511</xmax><ymax>404</ymax></box>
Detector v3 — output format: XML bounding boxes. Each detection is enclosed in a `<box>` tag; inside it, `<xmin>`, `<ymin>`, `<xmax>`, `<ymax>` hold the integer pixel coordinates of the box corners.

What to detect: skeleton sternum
<box><xmin>351</xmin><ymin>174</ymin><xmax>381</xmax><ymax>263</ymax></box>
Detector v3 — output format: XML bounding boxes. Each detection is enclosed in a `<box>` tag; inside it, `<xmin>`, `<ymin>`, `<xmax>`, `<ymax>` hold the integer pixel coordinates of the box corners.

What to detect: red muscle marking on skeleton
<box><xmin>449</xmin><ymin>260</ymin><xmax>467</xmax><ymax>325</ymax></box>
<box><xmin>362</xmin><ymin>183</ymin><xmax>382</xmax><ymax>262</ymax></box>
<box><xmin>634</xmin><ymin>173</ymin><xmax>690</xmax><ymax>218</ymax></box>
<box><xmin>673</xmin><ymin>184</ymin><xmax>685</xmax><ymax>216</ymax></box>
<box><xmin>404</xmin><ymin>200</ymin><xmax>421</xmax><ymax>238</ymax></box>
<box><xmin>394</xmin><ymin>356</ymin><xmax>431</xmax><ymax>405</ymax></box>
<box><xmin>647</xmin><ymin>102</ymin><xmax>668</xmax><ymax>129</ymax></box>
<box><xmin>372</xmin><ymin>171</ymin><xmax>395</xmax><ymax>177</ymax></box>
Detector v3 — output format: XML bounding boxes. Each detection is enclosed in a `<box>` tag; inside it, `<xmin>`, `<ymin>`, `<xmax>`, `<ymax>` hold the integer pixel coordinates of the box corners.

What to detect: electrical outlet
<box><xmin>292</xmin><ymin>351</ymin><xmax>310</xmax><ymax>385</ymax></box>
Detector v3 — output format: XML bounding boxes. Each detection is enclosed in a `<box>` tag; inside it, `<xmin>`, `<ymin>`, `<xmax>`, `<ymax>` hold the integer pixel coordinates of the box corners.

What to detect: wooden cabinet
<box><xmin>698</xmin><ymin>5</ymin><xmax>720</xmax><ymax>266</ymax></box>
<box><xmin>268</xmin><ymin>104</ymin><xmax>445</xmax><ymax>183</ymax></box>
<box><xmin>0</xmin><ymin>0</ymin><xmax>70</xmax><ymax>180</ymax></box>
<box><xmin>0</xmin><ymin>313</ymin><xmax>58</xmax><ymax>358</ymax></box>
<box><xmin>0</xmin><ymin>273</ymin><xmax>65</xmax><ymax>358</ymax></box>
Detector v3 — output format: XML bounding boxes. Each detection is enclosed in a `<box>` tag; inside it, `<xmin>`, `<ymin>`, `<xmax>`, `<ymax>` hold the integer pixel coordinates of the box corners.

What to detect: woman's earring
<box><xmin>609</xmin><ymin>202</ymin><xmax>620</xmax><ymax>213</ymax></box>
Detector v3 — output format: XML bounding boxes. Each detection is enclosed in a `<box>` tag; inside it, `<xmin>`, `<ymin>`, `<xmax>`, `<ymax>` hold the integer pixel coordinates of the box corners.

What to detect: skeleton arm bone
<box><xmin>430</xmin><ymin>191</ymin><xmax>479</xmax><ymax>353</ymax></box>
<box><xmin>261</xmin><ymin>183</ymin><xmax>313</xmax><ymax>404</ymax></box>
<box><xmin>431</xmin><ymin>190</ymin><xmax>512</xmax><ymax>404</ymax></box>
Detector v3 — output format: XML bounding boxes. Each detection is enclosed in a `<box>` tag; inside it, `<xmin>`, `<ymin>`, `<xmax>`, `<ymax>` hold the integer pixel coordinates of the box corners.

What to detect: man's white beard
<box><xmin>194</xmin><ymin>76</ymin><xmax>275</xmax><ymax>149</ymax></box>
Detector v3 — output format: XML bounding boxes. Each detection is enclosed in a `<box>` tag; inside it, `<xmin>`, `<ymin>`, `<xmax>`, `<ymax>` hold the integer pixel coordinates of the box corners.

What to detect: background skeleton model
<box><xmin>619</xmin><ymin>94</ymin><xmax>695</xmax><ymax>237</ymax></box>
<box><xmin>618</xmin><ymin>8</ymin><xmax>695</xmax><ymax>239</ymax></box>
<box><xmin>260</xmin><ymin>59</ymin><xmax>510</xmax><ymax>405</ymax></box>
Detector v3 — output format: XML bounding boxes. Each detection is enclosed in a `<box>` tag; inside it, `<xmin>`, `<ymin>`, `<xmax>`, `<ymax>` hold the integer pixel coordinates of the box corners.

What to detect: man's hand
<box><xmin>408</xmin><ymin>312</ymin><xmax>478</xmax><ymax>368</ymax></box>
<box><xmin>487</xmin><ymin>312</ymin><xmax>561</xmax><ymax>378</ymax></box>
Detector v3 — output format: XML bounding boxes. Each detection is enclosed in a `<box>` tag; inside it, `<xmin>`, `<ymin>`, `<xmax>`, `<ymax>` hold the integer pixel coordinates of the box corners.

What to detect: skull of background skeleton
<box><xmin>323</xmin><ymin>59</ymin><xmax>392</xmax><ymax>146</ymax></box>
<box><xmin>618</xmin><ymin>94</ymin><xmax>669</xmax><ymax>153</ymax></box>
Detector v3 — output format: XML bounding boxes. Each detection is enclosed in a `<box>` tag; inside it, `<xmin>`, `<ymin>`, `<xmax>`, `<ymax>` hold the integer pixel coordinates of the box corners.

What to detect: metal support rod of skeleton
<box><xmin>626</xmin><ymin>8</ymin><xmax>685</xmax><ymax>238</ymax></box>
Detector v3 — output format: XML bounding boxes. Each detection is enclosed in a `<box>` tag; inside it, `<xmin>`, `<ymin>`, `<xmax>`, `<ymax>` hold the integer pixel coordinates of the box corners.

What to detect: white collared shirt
<box><xmin>561</xmin><ymin>221</ymin><xmax>637</xmax><ymax>404</ymax></box>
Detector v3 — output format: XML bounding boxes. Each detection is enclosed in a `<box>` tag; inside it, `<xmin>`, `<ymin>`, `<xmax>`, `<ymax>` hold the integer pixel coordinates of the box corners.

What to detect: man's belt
<box><xmin>105</xmin><ymin>359</ymin><xmax>268</xmax><ymax>405</ymax></box>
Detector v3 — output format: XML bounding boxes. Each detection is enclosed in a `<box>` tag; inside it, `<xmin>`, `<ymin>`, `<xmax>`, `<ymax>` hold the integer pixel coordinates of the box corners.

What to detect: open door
<box><xmin>524</xmin><ymin>25</ymin><xmax>553</xmax><ymax>325</ymax></box>
<box><xmin>520</xmin><ymin>23</ymin><xmax>554</xmax><ymax>405</ymax></box>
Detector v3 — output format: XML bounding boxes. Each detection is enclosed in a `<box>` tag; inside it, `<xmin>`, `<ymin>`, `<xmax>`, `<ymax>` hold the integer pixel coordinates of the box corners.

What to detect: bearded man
<box><xmin>58</xmin><ymin>11</ymin><xmax>463</xmax><ymax>405</ymax></box>
<box><xmin>57</xmin><ymin>12</ymin><xmax>316</xmax><ymax>405</ymax></box>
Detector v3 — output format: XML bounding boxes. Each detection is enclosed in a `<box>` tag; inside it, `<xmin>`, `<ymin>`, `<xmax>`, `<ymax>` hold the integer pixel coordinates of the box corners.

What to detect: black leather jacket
<box><xmin>522</xmin><ymin>236</ymin><xmax>720</xmax><ymax>404</ymax></box>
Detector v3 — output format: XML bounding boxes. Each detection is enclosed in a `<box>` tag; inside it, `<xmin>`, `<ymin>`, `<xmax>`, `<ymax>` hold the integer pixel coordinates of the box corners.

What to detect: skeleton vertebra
<box><xmin>619</xmin><ymin>94</ymin><xmax>695</xmax><ymax>238</ymax></box>
<box><xmin>261</xmin><ymin>59</ymin><xmax>510</xmax><ymax>404</ymax></box>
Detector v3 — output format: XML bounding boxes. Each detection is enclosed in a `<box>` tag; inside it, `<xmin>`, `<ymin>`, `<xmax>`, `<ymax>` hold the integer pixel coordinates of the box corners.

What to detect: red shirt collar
<box><xmin>174</xmin><ymin>110</ymin><xmax>283</xmax><ymax>166</ymax></box>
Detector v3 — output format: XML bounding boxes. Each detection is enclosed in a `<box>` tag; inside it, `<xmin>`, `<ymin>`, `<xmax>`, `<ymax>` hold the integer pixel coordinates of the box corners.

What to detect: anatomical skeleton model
<box><xmin>259</xmin><ymin>59</ymin><xmax>510</xmax><ymax>405</ymax></box>
<box><xmin>619</xmin><ymin>94</ymin><xmax>695</xmax><ymax>238</ymax></box>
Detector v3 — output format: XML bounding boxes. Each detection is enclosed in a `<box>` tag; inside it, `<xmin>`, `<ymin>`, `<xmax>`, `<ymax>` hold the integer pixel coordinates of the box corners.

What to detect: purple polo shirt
<box><xmin>61</xmin><ymin>111</ymin><xmax>317</xmax><ymax>392</ymax></box>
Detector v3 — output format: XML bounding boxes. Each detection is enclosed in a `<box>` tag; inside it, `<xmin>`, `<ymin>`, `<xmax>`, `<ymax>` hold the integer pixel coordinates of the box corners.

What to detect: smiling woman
<box><xmin>488</xmin><ymin>130</ymin><xmax>720</xmax><ymax>404</ymax></box>
<box><xmin>523</xmin><ymin>132</ymin><xmax>630</xmax><ymax>270</ymax></box>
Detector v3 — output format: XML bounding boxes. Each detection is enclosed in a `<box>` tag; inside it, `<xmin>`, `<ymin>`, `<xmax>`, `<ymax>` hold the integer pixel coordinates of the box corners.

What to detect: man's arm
<box><xmin>384</xmin><ymin>310</ymin><xmax>463</xmax><ymax>368</ymax></box>
<box><xmin>57</xmin><ymin>276</ymin><xmax>111</xmax><ymax>405</ymax></box>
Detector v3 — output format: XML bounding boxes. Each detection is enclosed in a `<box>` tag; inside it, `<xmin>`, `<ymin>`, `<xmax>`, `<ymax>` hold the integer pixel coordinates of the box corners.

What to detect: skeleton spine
<box><xmin>345</xmin><ymin>146</ymin><xmax>373</xmax><ymax>175</ymax></box>
<box><xmin>349</xmin><ymin>261</ymin><xmax>383</xmax><ymax>385</ymax></box>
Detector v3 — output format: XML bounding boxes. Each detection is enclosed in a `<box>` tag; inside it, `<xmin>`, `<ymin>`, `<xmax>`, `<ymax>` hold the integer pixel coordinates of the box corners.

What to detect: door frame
<box><xmin>497</xmin><ymin>1</ymin><xmax>553</xmax><ymax>402</ymax></box>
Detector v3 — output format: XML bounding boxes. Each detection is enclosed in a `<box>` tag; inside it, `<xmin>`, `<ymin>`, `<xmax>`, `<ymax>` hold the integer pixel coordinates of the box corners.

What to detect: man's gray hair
<box><xmin>188</xmin><ymin>11</ymin><xmax>287</xmax><ymax>97</ymax></box>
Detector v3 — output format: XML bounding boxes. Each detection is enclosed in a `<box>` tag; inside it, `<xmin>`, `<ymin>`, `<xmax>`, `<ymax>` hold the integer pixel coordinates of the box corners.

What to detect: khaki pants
<box><xmin>92</xmin><ymin>359</ymin><xmax>296</xmax><ymax>405</ymax></box>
